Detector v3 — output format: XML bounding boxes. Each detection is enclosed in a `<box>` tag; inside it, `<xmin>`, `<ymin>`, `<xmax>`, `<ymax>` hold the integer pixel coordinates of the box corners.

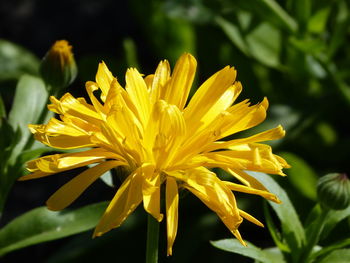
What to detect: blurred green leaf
<box><xmin>130</xmin><ymin>0</ymin><xmax>196</xmax><ymax>62</ymax></box>
<box><xmin>246</xmin><ymin>22</ymin><xmax>281</xmax><ymax>68</ymax></box>
<box><xmin>258</xmin><ymin>0</ymin><xmax>298</xmax><ymax>33</ymax></box>
<box><xmin>211</xmin><ymin>239</ymin><xmax>283</xmax><ymax>263</ymax></box>
<box><xmin>214</xmin><ymin>16</ymin><xmax>250</xmax><ymax>56</ymax></box>
<box><xmin>279</xmin><ymin>152</ymin><xmax>318</xmax><ymax>200</ymax></box>
<box><xmin>123</xmin><ymin>38</ymin><xmax>139</xmax><ymax>69</ymax></box>
<box><xmin>235</xmin><ymin>0</ymin><xmax>298</xmax><ymax>33</ymax></box>
<box><xmin>312</xmin><ymin>238</ymin><xmax>350</xmax><ymax>261</ymax></box>
<box><xmin>316</xmin><ymin>122</ymin><xmax>337</xmax><ymax>146</ymax></box>
<box><xmin>248</xmin><ymin>172</ymin><xmax>305</xmax><ymax>254</ymax></box>
<box><xmin>289</xmin><ymin>37</ymin><xmax>325</xmax><ymax>56</ymax></box>
<box><xmin>8</xmin><ymin>74</ymin><xmax>48</xmax><ymax>164</ymax></box>
<box><xmin>328</xmin><ymin>0</ymin><xmax>350</xmax><ymax>59</ymax></box>
<box><xmin>164</xmin><ymin>0</ymin><xmax>213</xmax><ymax>24</ymax></box>
<box><xmin>0</xmin><ymin>39</ymin><xmax>39</xmax><ymax>81</ymax></box>
<box><xmin>318</xmin><ymin>249</ymin><xmax>350</xmax><ymax>263</ymax></box>
<box><xmin>307</xmin><ymin>7</ymin><xmax>330</xmax><ymax>34</ymax></box>
<box><xmin>293</xmin><ymin>0</ymin><xmax>312</xmax><ymax>27</ymax></box>
<box><xmin>321</xmin><ymin>205</ymin><xmax>350</xmax><ymax>240</ymax></box>
<box><xmin>262</xmin><ymin>247</ymin><xmax>287</xmax><ymax>263</ymax></box>
<box><xmin>0</xmin><ymin>202</ymin><xmax>108</xmax><ymax>257</ymax></box>
<box><xmin>0</xmin><ymin>94</ymin><xmax>5</xmax><ymax>119</ymax></box>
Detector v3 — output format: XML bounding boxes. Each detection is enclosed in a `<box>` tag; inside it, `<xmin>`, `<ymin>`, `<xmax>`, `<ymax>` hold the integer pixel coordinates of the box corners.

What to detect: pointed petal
<box><xmin>149</xmin><ymin>60</ymin><xmax>170</xmax><ymax>105</ymax></box>
<box><xmin>239</xmin><ymin>209</ymin><xmax>264</xmax><ymax>227</ymax></box>
<box><xmin>142</xmin><ymin>164</ymin><xmax>163</xmax><ymax>222</ymax></box>
<box><xmin>203</xmin><ymin>125</ymin><xmax>286</xmax><ymax>152</ymax></box>
<box><xmin>218</xmin><ymin>98</ymin><xmax>269</xmax><ymax>138</ymax></box>
<box><xmin>85</xmin><ymin>81</ymin><xmax>107</xmax><ymax>117</ymax></box>
<box><xmin>94</xmin><ymin>168</ymin><xmax>143</xmax><ymax>237</ymax></box>
<box><xmin>125</xmin><ymin>68</ymin><xmax>151</xmax><ymax>126</ymax></box>
<box><xmin>174</xmin><ymin>167</ymin><xmax>242</xmax><ymax>235</ymax></box>
<box><xmin>162</xmin><ymin>53</ymin><xmax>196</xmax><ymax>109</ymax></box>
<box><xmin>95</xmin><ymin>61</ymin><xmax>114</xmax><ymax>101</ymax></box>
<box><xmin>224</xmin><ymin>181</ymin><xmax>281</xmax><ymax>203</ymax></box>
<box><xmin>166</xmin><ymin>177</ymin><xmax>179</xmax><ymax>256</ymax></box>
<box><xmin>46</xmin><ymin>161</ymin><xmax>122</xmax><ymax>210</ymax></box>
<box><xmin>184</xmin><ymin>65</ymin><xmax>236</xmax><ymax>124</ymax></box>
<box><xmin>48</xmin><ymin>93</ymin><xmax>102</xmax><ymax>123</ymax></box>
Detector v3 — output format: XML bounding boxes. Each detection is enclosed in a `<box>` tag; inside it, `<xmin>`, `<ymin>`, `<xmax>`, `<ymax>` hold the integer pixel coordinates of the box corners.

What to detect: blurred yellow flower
<box><xmin>21</xmin><ymin>53</ymin><xmax>289</xmax><ymax>255</ymax></box>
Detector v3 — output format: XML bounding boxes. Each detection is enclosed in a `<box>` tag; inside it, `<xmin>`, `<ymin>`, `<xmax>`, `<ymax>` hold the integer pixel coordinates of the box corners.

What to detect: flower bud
<box><xmin>40</xmin><ymin>40</ymin><xmax>77</xmax><ymax>92</ymax></box>
<box><xmin>317</xmin><ymin>173</ymin><xmax>350</xmax><ymax>210</ymax></box>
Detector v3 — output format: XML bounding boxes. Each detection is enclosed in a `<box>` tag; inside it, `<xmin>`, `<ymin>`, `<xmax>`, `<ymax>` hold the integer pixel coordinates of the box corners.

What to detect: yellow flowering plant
<box><xmin>19</xmin><ymin>53</ymin><xmax>289</xmax><ymax>258</ymax></box>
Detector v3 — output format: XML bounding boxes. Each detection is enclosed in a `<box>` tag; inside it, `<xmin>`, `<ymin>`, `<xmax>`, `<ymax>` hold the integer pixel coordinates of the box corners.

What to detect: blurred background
<box><xmin>1</xmin><ymin>0</ymin><xmax>349</xmax><ymax>262</ymax></box>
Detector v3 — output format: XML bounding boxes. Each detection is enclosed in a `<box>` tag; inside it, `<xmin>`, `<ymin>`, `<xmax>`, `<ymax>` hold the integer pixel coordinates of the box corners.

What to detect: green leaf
<box><xmin>263</xmin><ymin>202</ymin><xmax>290</xmax><ymax>252</ymax></box>
<box><xmin>8</xmin><ymin>74</ymin><xmax>48</xmax><ymax>163</ymax></box>
<box><xmin>312</xmin><ymin>238</ymin><xmax>350</xmax><ymax>260</ymax></box>
<box><xmin>214</xmin><ymin>16</ymin><xmax>250</xmax><ymax>56</ymax></box>
<box><xmin>307</xmin><ymin>7</ymin><xmax>331</xmax><ymax>34</ymax></box>
<box><xmin>235</xmin><ymin>0</ymin><xmax>297</xmax><ymax>33</ymax></box>
<box><xmin>278</xmin><ymin>152</ymin><xmax>318</xmax><ymax>200</ymax></box>
<box><xmin>0</xmin><ymin>202</ymin><xmax>108</xmax><ymax>257</ymax></box>
<box><xmin>318</xmin><ymin>249</ymin><xmax>350</xmax><ymax>263</ymax></box>
<box><xmin>262</xmin><ymin>247</ymin><xmax>287</xmax><ymax>263</ymax></box>
<box><xmin>245</xmin><ymin>22</ymin><xmax>282</xmax><ymax>68</ymax></box>
<box><xmin>289</xmin><ymin>37</ymin><xmax>326</xmax><ymax>56</ymax></box>
<box><xmin>321</xmin><ymin>205</ymin><xmax>350</xmax><ymax>240</ymax></box>
<box><xmin>258</xmin><ymin>0</ymin><xmax>298</xmax><ymax>33</ymax></box>
<box><xmin>0</xmin><ymin>39</ymin><xmax>39</xmax><ymax>81</ymax></box>
<box><xmin>211</xmin><ymin>239</ymin><xmax>283</xmax><ymax>263</ymax></box>
<box><xmin>248</xmin><ymin>172</ymin><xmax>305</xmax><ymax>253</ymax></box>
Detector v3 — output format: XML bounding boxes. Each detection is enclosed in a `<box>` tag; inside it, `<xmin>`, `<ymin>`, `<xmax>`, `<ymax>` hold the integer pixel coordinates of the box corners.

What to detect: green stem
<box><xmin>146</xmin><ymin>214</ymin><xmax>159</xmax><ymax>263</ymax></box>
<box><xmin>302</xmin><ymin>207</ymin><xmax>330</xmax><ymax>263</ymax></box>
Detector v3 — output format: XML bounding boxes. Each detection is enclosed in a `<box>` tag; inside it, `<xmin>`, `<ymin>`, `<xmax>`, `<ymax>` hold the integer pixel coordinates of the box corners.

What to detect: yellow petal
<box><xmin>203</xmin><ymin>144</ymin><xmax>287</xmax><ymax>176</ymax></box>
<box><xmin>239</xmin><ymin>209</ymin><xmax>264</xmax><ymax>227</ymax></box>
<box><xmin>24</xmin><ymin>148</ymin><xmax>122</xmax><ymax>178</ymax></box>
<box><xmin>184</xmin><ymin>65</ymin><xmax>236</xmax><ymax>124</ymax></box>
<box><xmin>144</xmin><ymin>74</ymin><xmax>154</xmax><ymax>90</ymax></box>
<box><xmin>225</xmin><ymin>168</ymin><xmax>270</xmax><ymax>190</ymax></box>
<box><xmin>149</xmin><ymin>60</ymin><xmax>170</xmax><ymax>105</ymax></box>
<box><xmin>218</xmin><ymin>98</ymin><xmax>269</xmax><ymax>138</ymax></box>
<box><xmin>47</xmin><ymin>160</ymin><xmax>122</xmax><ymax>210</ymax></box>
<box><xmin>33</xmin><ymin>133</ymin><xmax>93</xmax><ymax>149</ymax></box>
<box><xmin>18</xmin><ymin>171</ymin><xmax>51</xmax><ymax>181</ymax></box>
<box><xmin>48</xmin><ymin>93</ymin><xmax>102</xmax><ymax>123</ymax></box>
<box><xmin>224</xmin><ymin>181</ymin><xmax>281</xmax><ymax>203</ymax></box>
<box><xmin>166</xmin><ymin>177</ymin><xmax>179</xmax><ymax>256</ymax></box>
<box><xmin>176</xmin><ymin>167</ymin><xmax>242</xmax><ymax>235</ymax></box>
<box><xmin>57</xmin><ymin>148</ymin><xmax>124</xmax><ymax>169</ymax></box>
<box><xmin>203</xmin><ymin>125</ymin><xmax>286</xmax><ymax>152</ymax></box>
<box><xmin>162</xmin><ymin>53</ymin><xmax>196</xmax><ymax>109</ymax></box>
<box><xmin>125</xmin><ymin>68</ymin><xmax>151</xmax><ymax>126</ymax></box>
<box><xmin>95</xmin><ymin>61</ymin><xmax>114</xmax><ymax>101</ymax></box>
<box><xmin>85</xmin><ymin>81</ymin><xmax>107</xmax><ymax>117</ymax></box>
<box><xmin>94</xmin><ymin>168</ymin><xmax>143</xmax><ymax>237</ymax></box>
<box><xmin>141</xmin><ymin>164</ymin><xmax>163</xmax><ymax>222</ymax></box>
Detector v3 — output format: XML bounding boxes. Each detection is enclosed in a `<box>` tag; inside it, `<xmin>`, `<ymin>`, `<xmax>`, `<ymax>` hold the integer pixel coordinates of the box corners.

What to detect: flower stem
<box><xmin>146</xmin><ymin>214</ymin><xmax>159</xmax><ymax>263</ymax></box>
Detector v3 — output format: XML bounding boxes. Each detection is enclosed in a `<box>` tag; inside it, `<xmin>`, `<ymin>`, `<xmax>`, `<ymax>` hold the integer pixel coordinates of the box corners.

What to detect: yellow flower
<box><xmin>20</xmin><ymin>53</ymin><xmax>289</xmax><ymax>256</ymax></box>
